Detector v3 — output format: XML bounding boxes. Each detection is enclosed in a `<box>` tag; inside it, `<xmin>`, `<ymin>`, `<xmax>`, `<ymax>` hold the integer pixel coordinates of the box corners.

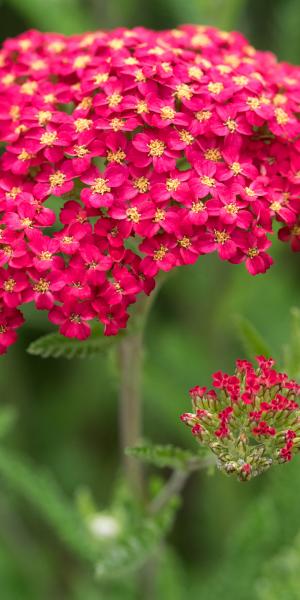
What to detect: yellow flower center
<box><xmin>160</xmin><ymin>106</ymin><xmax>176</xmax><ymax>120</ymax></box>
<box><xmin>74</xmin><ymin>118</ymin><xmax>92</xmax><ymax>133</ymax></box>
<box><xmin>93</xmin><ymin>73</ymin><xmax>109</xmax><ymax>85</ymax></box>
<box><xmin>34</xmin><ymin>278</ymin><xmax>50</xmax><ymax>293</ymax></box>
<box><xmin>270</xmin><ymin>201</ymin><xmax>282</xmax><ymax>212</ymax></box>
<box><xmin>233</xmin><ymin>75</ymin><xmax>249</xmax><ymax>86</ymax></box>
<box><xmin>49</xmin><ymin>171</ymin><xmax>66</xmax><ymax>188</ymax></box>
<box><xmin>135</xmin><ymin>69</ymin><xmax>146</xmax><ymax>82</ymax></box>
<box><xmin>225</xmin><ymin>118</ymin><xmax>237</xmax><ymax>132</ymax></box>
<box><xmin>275</xmin><ymin>108</ymin><xmax>289</xmax><ymax>125</ymax></box>
<box><xmin>40</xmin><ymin>131</ymin><xmax>57</xmax><ymax>146</ymax></box>
<box><xmin>107</xmin><ymin>149</ymin><xmax>126</xmax><ymax>163</ymax></box>
<box><xmin>9</xmin><ymin>105</ymin><xmax>20</xmax><ymax>121</ymax></box>
<box><xmin>71</xmin><ymin>144</ymin><xmax>89</xmax><ymax>158</ymax></box>
<box><xmin>91</xmin><ymin>178</ymin><xmax>110</xmax><ymax>195</ymax></box>
<box><xmin>231</xmin><ymin>162</ymin><xmax>242</xmax><ymax>175</ymax></box>
<box><xmin>39</xmin><ymin>251</ymin><xmax>52</xmax><ymax>261</ymax></box>
<box><xmin>195</xmin><ymin>110</ymin><xmax>212</xmax><ymax>122</ymax></box>
<box><xmin>179</xmin><ymin>130</ymin><xmax>194</xmax><ymax>145</ymax></box>
<box><xmin>175</xmin><ymin>84</ymin><xmax>193</xmax><ymax>100</ymax></box>
<box><xmin>4</xmin><ymin>278</ymin><xmax>16</xmax><ymax>292</ymax></box>
<box><xmin>188</xmin><ymin>66</ymin><xmax>203</xmax><ymax>79</ymax></box>
<box><xmin>191</xmin><ymin>201</ymin><xmax>204</xmax><ymax>213</ymax></box>
<box><xmin>21</xmin><ymin>81</ymin><xmax>37</xmax><ymax>95</ymax></box>
<box><xmin>78</xmin><ymin>96</ymin><xmax>93</xmax><ymax>110</ymax></box>
<box><xmin>18</xmin><ymin>149</ymin><xmax>33</xmax><ymax>161</ymax></box>
<box><xmin>214</xmin><ymin>230</ymin><xmax>229</xmax><ymax>244</ymax></box>
<box><xmin>133</xmin><ymin>177</ymin><xmax>150</xmax><ymax>193</ymax></box>
<box><xmin>73</xmin><ymin>55</ymin><xmax>90</xmax><ymax>69</ymax></box>
<box><xmin>166</xmin><ymin>178</ymin><xmax>180</xmax><ymax>192</ymax></box>
<box><xmin>37</xmin><ymin>110</ymin><xmax>52</xmax><ymax>126</ymax></box>
<box><xmin>21</xmin><ymin>218</ymin><xmax>32</xmax><ymax>228</ymax></box>
<box><xmin>70</xmin><ymin>313</ymin><xmax>81</xmax><ymax>323</ymax></box>
<box><xmin>108</xmin><ymin>38</ymin><xmax>124</xmax><ymax>50</ymax></box>
<box><xmin>247</xmin><ymin>247</ymin><xmax>259</xmax><ymax>258</ymax></box>
<box><xmin>153</xmin><ymin>208</ymin><xmax>166</xmax><ymax>222</ymax></box>
<box><xmin>244</xmin><ymin>186</ymin><xmax>255</xmax><ymax>197</ymax></box>
<box><xmin>204</xmin><ymin>148</ymin><xmax>221</xmax><ymax>162</ymax></box>
<box><xmin>201</xmin><ymin>175</ymin><xmax>215</xmax><ymax>187</ymax></box>
<box><xmin>292</xmin><ymin>225</ymin><xmax>300</xmax><ymax>236</ymax></box>
<box><xmin>208</xmin><ymin>82</ymin><xmax>224</xmax><ymax>95</ymax></box>
<box><xmin>178</xmin><ymin>236</ymin><xmax>191</xmax><ymax>248</ymax></box>
<box><xmin>226</xmin><ymin>202</ymin><xmax>239</xmax><ymax>214</ymax></box>
<box><xmin>6</xmin><ymin>187</ymin><xmax>21</xmax><ymax>199</ymax></box>
<box><xmin>108</xmin><ymin>93</ymin><xmax>123</xmax><ymax>108</ymax></box>
<box><xmin>31</xmin><ymin>59</ymin><xmax>46</xmax><ymax>71</ymax></box>
<box><xmin>148</xmin><ymin>139</ymin><xmax>165</xmax><ymax>157</ymax></box>
<box><xmin>110</xmin><ymin>118</ymin><xmax>124</xmax><ymax>131</ymax></box>
<box><xmin>153</xmin><ymin>245</ymin><xmax>168</xmax><ymax>261</ymax></box>
<box><xmin>126</xmin><ymin>207</ymin><xmax>141</xmax><ymax>223</ymax></box>
<box><xmin>62</xmin><ymin>236</ymin><xmax>74</xmax><ymax>245</ymax></box>
<box><xmin>247</xmin><ymin>97</ymin><xmax>260</xmax><ymax>110</ymax></box>
<box><xmin>43</xmin><ymin>93</ymin><xmax>56</xmax><ymax>104</ymax></box>
<box><xmin>136</xmin><ymin>100</ymin><xmax>148</xmax><ymax>114</ymax></box>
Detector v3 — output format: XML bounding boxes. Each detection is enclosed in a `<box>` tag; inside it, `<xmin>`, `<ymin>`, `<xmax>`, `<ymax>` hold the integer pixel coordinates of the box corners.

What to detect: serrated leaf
<box><xmin>27</xmin><ymin>325</ymin><xmax>124</xmax><ymax>359</ymax></box>
<box><xmin>235</xmin><ymin>315</ymin><xmax>273</xmax><ymax>360</ymax></box>
<box><xmin>283</xmin><ymin>307</ymin><xmax>300</xmax><ymax>378</ymax></box>
<box><xmin>126</xmin><ymin>442</ymin><xmax>210</xmax><ymax>471</ymax></box>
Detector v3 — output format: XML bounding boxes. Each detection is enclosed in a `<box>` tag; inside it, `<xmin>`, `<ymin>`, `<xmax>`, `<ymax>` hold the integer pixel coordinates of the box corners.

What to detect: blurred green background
<box><xmin>0</xmin><ymin>0</ymin><xmax>300</xmax><ymax>598</ymax></box>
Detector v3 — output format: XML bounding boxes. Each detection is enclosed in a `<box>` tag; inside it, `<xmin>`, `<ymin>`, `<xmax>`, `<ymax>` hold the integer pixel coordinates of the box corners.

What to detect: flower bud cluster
<box><xmin>181</xmin><ymin>356</ymin><xmax>300</xmax><ymax>480</ymax></box>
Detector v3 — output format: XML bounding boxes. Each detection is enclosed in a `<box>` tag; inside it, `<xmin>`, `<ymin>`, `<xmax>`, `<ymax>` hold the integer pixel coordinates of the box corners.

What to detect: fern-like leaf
<box><xmin>27</xmin><ymin>325</ymin><xmax>124</xmax><ymax>359</ymax></box>
<box><xmin>126</xmin><ymin>442</ymin><xmax>210</xmax><ymax>471</ymax></box>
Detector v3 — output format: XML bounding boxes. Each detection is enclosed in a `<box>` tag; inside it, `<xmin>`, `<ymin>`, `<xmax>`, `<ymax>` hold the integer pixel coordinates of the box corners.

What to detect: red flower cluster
<box><xmin>181</xmin><ymin>356</ymin><xmax>300</xmax><ymax>480</ymax></box>
<box><xmin>0</xmin><ymin>26</ymin><xmax>300</xmax><ymax>353</ymax></box>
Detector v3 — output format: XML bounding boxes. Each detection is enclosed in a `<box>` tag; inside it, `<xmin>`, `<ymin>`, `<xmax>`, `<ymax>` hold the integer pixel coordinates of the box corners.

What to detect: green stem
<box><xmin>118</xmin><ymin>327</ymin><xmax>144</xmax><ymax>498</ymax></box>
<box><xmin>118</xmin><ymin>277</ymin><xmax>166</xmax><ymax>498</ymax></box>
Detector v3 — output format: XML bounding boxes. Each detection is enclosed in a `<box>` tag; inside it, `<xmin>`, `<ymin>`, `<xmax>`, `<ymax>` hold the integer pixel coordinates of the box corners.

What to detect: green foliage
<box><xmin>27</xmin><ymin>325</ymin><xmax>124</xmax><ymax>359</ymax></box>
<box><xmin>0</xmin><ymin>447</ymin><xmax>99</xmax><ymax>562</ymax></box>
<box><xmin>126</xmin><ymin>442</ymin><xmax>210</xmax><ymax>471</ymax></box>
<box><xmin>283</xmin><ymin>307</ymin><xmax>300</xmax><ymax>378</ymax></box>
<box><xmin>6</xmin><ymin>0</ymin><xmax>92</xmax><ymax>34</ymax></box>
<box><xmin>257</xmin><ymin>532</ymin><xmax>300</xmax><ymax>600</ymax></box>
<box><xmin>95</xmin><ymin>497</ymin><xmax>178</xmax><ymax>580</ymax></box>
<box><xmin>235</xmin><ymin>315</ymin><xmax>273</xmax><ymax>360</ymax></box>
<box><xmin>0</xmin><ymin>406</ymin><xmax>17</xmax><ymax>439</ymax></box>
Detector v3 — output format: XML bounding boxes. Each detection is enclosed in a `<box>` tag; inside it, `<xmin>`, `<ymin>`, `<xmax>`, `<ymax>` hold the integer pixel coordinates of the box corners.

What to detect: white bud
<box><xmin>88</xmin><ymin>513</ymin><xmax>120</xmax><ymax>539</ymax></box>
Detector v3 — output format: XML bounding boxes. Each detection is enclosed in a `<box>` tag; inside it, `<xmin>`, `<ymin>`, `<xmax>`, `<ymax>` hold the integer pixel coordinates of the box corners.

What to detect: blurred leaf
<box><xmin>163</xmin><ymin>0</ymin><xmax>244</xmax><ymax>30</ymax></box>
<box><xmin>126</xmin><ymin>442</ymin><xmax>210</xmax><ymax>471</ymax></box>
<box><xmin>283</xmin><ymin>307</ymin><xmax>300</xmax><ymax>378</ymax></box>
<box><xmin>257</xmin><ymin>531</ymin><xmax>300</xmax><ymax>600</ymax></box>
<box><xmin>6</xmin><ymin>0</ymin><xmax>93</xmax><ymax>34</ymax></box>
<box><xmin>0</xmin><ymin>406</ymin><xmax>17</xmax><ymax>439</ymax></box>
<box><xmin>235</xmin><ymin>315</ymin><xmax>273</xmax><ymax>360</ymax></box>
<box><xmin>0</xmin><ymin>447</ymin><xmax>98</xmax><ymax>562</ymax></box>
<box><xmin>27</xmin><ymin>325</ymin><xmax>124</xmax><ymax>359</ymax></box>
<box><xmin>95</xmin><ymin>497</ymin><xmax>178</xmax><ymax>580</ymax></box>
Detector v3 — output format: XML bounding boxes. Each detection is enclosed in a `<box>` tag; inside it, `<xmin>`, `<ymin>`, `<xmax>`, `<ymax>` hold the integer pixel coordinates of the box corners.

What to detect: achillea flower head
<box><xmin>0</xmin><ymin>26</ymin><xmax>299</xmax><ymax>352</ymax></box>
<box><xmin>181</xmin><ymin>357</ymin><xmax>300</xmax><ymax>481</ymax></box>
